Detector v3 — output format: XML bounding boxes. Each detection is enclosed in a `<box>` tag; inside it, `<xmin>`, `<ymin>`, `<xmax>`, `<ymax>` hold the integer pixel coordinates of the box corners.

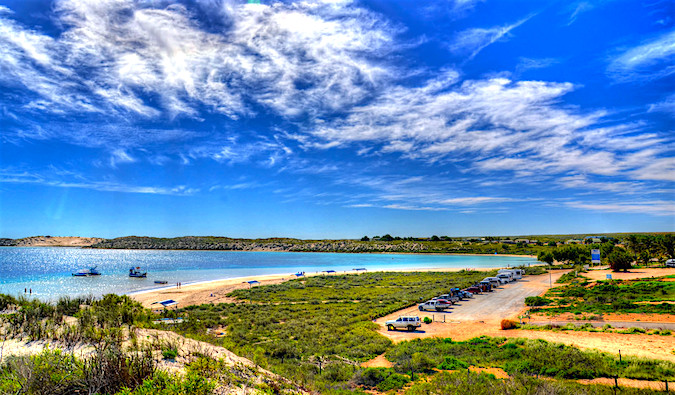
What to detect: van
<box><xmin>497</xmin><ymin>273</ymin><xmax>513</xmax><ymax>283</ymax></box>
<box><xmin>483</xmin><ymin>277</ymin><xmax>501</xmax><ymax>287</ymax></box>
<box><xmin>499</xmin><ymin>269</ymin><xmax>521</xmax><ymax>280</ymax></box>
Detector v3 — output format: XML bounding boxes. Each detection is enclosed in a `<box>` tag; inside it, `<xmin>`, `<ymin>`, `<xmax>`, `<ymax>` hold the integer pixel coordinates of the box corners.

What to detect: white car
<box><xmin>418</xmin><ymin>300</ymin><xmax>451</xmax><ymax>311</ymax></box>
<box><xmin>385</xmin><ymin>316</ymin><xmax>422</xmax><ymax>331</ymax></box>
<box><xmin>497</xmin><ymin>273</ymin><xmax>513</xmax><ymax>283</ymax></box>
<box><xmin>666</xmin><ymin>259</ymin><xmax>675</xmax><ymax>268</ymax></box>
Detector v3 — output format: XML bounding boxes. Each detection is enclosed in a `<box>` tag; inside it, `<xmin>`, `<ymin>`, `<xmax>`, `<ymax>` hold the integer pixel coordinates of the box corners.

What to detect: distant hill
<box><xmin>3</xmin><ymin>236</ymin><xmax>104</xmax><ymax>247</ymax></box>
<box><xmin>89</xmin><ymin>236</ymin><xmax>433</xmax><ymax>253</ymax></box>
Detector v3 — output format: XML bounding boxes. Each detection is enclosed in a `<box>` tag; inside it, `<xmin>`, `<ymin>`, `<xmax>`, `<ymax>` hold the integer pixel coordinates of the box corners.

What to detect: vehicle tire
<box><xmin>419</xmin><ymin>306</ymin><xmax>423</xmax><ymax>311</ymax></box>
<box><xmin>407</xmin><ymin>325</ymin><xmax>415</xmax><ymax>332</ymax></box>
<box><xmin>387</xmin><ymin>324</ymin><xmax>395</xmax><ymax>331</ymax></box>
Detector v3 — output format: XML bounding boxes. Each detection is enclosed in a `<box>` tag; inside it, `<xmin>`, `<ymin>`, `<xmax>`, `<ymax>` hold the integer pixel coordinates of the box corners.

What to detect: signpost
<box><xmin>591</xmin><ymin>249</ymin><xmax>601</xmax><ymax>265</ymax></box>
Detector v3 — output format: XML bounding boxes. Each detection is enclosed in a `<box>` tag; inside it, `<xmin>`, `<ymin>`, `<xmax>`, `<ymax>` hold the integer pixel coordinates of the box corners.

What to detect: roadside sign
<box><xmin>606</xmin><ymin>274</ymin><xmax>612</xmax><ymax>280</ymax></box>
<box><xmin>591</xmin><ymin>249</ymin><xmax>601</xmax><ymax>264</ymax></box>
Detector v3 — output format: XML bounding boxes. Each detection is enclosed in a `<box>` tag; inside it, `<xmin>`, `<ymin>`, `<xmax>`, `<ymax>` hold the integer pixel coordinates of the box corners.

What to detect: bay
<box><xmin>0</xmin><ymin>247</ymin><xmax>538</xmax><ymax>300</ymax></box>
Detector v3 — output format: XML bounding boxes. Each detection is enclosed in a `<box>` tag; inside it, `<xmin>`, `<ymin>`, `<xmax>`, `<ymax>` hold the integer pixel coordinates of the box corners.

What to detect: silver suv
<box><xmin>385</xmin><ymin>316</ymin><xmax>422</xmax><ymax>332</ymax></box>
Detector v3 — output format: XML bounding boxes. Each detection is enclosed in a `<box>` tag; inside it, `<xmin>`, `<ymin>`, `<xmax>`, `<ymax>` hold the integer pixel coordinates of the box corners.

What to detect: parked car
<box><xmin>434</xmin><ymin>294</ymin><xmax>459</xmax><ymax>304</ymax></box>
<box><xmin>385</xmin><ymin>316</ymin><xmax>422</xmax><ymax>332</ymax></box>
<box><xmin>666</xmin><ymin>259</ymin><xmax>675</xmax><ymax>268</ymax></box>
<box><xmin>497</xmin><ymin>273</ymin><xmax>513</xmax><ymax>283</ymax></box>
<box><xmin>419</xmin><ymin>300</ymin><xmax>451</xmax><ymax>311</ymax></box>
<box><xmin>483</xmin><ymin>277</ymin><xmax>502</xmax><ymax>287</ymax></box>
<box><xmin>465</xmin><ymin>286</ymin><xmax>482</xmax><ymax>294</ymax></box>
<box><xmin>478</xmin><ymin>281</ymin><xmax>493</xmax><ymax>292</ymax></box>
<box><xmin>459</xmin><ymin>290</ymin><xmax>474</xmax><ymax>298</ymax></box>
<box><xmin>498</xmin><ymin>270</ymin><xmax>516</xmax><ymax>281</ymax></box>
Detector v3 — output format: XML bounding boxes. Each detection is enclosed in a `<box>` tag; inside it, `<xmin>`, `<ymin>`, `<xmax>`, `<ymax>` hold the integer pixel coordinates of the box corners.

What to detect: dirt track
<box><xmin>376</xmin><ymin>271</ymin><xmax>566</xmax><ymax>335</ymax></box>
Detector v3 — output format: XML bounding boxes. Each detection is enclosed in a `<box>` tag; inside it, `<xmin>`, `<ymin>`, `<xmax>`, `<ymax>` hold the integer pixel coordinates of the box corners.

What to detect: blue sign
<box><xmin>591</xmin><ymin>249</ymin><xmax>601</xmax><ymax>264</ymax></box>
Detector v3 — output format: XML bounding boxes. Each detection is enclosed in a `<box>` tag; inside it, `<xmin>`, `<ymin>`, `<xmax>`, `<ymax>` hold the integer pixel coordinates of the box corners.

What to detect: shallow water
<box><xmin>0</xmin><ymin>247</ymin><xmax>538</xmax><ymax>300</ymax></box>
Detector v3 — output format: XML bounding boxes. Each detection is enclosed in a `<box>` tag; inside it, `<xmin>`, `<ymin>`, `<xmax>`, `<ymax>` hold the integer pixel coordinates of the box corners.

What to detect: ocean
<box><xmin>0</xmin><ymin>247</ymin><xmax>539</xmax><ymax>300</ymax></box>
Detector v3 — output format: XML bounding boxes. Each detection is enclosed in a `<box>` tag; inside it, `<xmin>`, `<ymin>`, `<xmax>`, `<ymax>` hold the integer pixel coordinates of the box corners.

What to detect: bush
<box><xmin>438</xmin><ymin>356</ymin><xmax>469</xmax><ymax>370</ymax></box>
<box><xmin>608</xmin><ymin>249</ymin><xmax>633</xmax><ymax>272</ymax></box>
<box><xmin>501</xmin><ymin>319</ymin><xmax>518</xmax><ymax>330</ymax></box>
<box><xmin>376</xmin><ymin>372</ymin><xmax>409</xmax><ymax>391</ymax></box>
<box><xmin>162</xmin><ymin>348</ymin><xmax>178</xmax><ymax>360</ymax></box>
<box><xmin>423</xmin><ymin>317</ymin><xmax>432</xmax><ymax>324</ymax></box>
<box><xmin>524</xmin><ymin>296</ymin><xmax>551</xmax><ymax>306</ymax></box>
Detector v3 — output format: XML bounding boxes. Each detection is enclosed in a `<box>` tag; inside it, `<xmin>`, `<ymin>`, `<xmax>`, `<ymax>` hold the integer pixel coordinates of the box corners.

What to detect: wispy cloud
<box><xmin>448</xmin><ymin>15</ymin><xmax>533</xmax><ymax>60</ymax></box>
<box><xmin>0</xmin><ymin>0</ymin><xmax>400</xmax><ymax>122</ymax></box>
<box><xmin>566</xmin><ymin>2</ymin><xmax>594</xmax><ymax>26</ymax></box>
<box><xmin>565</xmin><ymin>199</ymin><xmax>675</xmax><ymax>216</ymax></box>
<box><xmin>607</xmin><ymin>30</ymin><xmax>675</xmax><ymax>82</ymax></box>
<box><xmin>0</xmin><ymin>166</ymin><xmax>198</xmax><ymax>196</ymax></box>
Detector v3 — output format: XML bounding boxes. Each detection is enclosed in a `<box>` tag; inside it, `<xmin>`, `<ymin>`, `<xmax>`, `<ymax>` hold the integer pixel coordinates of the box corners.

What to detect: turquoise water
<box><xmin>0</xmin><ymin>247</ymin><xmax>538</xmax><ymax>300</ymax></box>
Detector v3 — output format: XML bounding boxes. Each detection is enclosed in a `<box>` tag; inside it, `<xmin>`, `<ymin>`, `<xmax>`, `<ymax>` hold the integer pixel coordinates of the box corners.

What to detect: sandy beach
<box><xmin>130</xmin><ymin>266</ymin><xmax>506</xmax><ymax>309</ymax></box>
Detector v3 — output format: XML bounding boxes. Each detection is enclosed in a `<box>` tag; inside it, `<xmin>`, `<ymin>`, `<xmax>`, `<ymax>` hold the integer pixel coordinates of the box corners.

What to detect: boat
<box><xmin>72</xmin><ymin>266</ymin><xmax>101</xmax><ymax>276</ymax></box>
<box><xmin>129</xmin><ymin>267</ymin><xmax>147</xmax><ymax>278</ymax></box>
<box><xmin>154</xmin><ymin>280</ymin><xmax>168</xmax><ymax>284</ymax></box>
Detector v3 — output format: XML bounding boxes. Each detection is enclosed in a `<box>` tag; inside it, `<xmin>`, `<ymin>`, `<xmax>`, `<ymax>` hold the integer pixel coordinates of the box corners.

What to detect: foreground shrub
<box><xmin>500</xmin><ymin>319</ymin><xmax>518</xmax><ymax>330</ymax></box>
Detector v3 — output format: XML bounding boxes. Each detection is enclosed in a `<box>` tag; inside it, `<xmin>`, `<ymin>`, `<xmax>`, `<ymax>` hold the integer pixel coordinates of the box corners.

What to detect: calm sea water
<box><xmin>0</xmin><ymin>247</ymin><xmax>538</xmax><ymax>300</ymax></box>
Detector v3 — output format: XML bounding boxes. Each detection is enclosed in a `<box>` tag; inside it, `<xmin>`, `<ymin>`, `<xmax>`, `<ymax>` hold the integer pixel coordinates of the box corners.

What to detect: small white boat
<box><xmin>72</xmin><ymin>266</ymin><xmax>101</xmax><ymax>276</ymax></box>
<box><xmin>129</xmin><ymin>267</ymin><xmax>147</xmax><ymax>278</ymax></box>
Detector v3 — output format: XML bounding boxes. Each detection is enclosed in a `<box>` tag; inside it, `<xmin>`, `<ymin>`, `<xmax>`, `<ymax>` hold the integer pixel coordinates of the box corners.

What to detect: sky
<box><xmin>0</xmin><ymin>0</ymin><xmax>673</xmax><ymax>239</ymax></box>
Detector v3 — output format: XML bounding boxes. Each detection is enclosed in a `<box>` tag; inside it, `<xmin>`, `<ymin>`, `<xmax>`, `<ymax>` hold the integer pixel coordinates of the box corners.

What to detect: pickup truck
<box><xmin>385</xmin><ymin>316</ymin><xmax>422</xmax><ymax>331</ymax></box>
<box><xmin>418</xmin><ymin>300</ymin><xmax>451</xmax><ymax>311</ymax></box>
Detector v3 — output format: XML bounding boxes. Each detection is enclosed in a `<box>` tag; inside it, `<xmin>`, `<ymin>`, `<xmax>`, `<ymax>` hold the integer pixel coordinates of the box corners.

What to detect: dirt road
<box><xmin>376</xmin><ymin>271</ymin><xmax>566</xmax><ymax>332</ymax></box>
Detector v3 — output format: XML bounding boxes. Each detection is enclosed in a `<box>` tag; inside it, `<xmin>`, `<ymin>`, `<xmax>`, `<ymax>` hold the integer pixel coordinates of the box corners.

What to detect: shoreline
<box><xmin>129</xmin><ymin>265</ymin><xmax>535</xmax><ymax>309</ymax></box>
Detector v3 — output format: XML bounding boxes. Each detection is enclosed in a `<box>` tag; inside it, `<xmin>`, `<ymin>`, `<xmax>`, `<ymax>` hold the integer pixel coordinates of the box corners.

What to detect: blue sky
<box><xmin>0</xmin><ymin>0</ymin><xmax>673</xmax><ymax>239</ymax></box>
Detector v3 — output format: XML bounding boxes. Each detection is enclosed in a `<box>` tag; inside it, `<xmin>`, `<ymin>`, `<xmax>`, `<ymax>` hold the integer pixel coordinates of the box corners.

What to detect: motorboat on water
<box><xmin>154</xmin><ymin>280</ymin><xmax>168</xmax><ymax>284</ymax></box>
<box><xmin>72</xmin><ymin>266</ymin><xmax>101</xmax><ymax>276</ymax></box>
<box><xmin>129</xmin><ymin>267</ymin><xmax>147</xmax><ymax>278</ymax></box>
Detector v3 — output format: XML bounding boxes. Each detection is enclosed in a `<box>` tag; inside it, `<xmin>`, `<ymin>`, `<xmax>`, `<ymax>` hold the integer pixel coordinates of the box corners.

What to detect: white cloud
<box><xmin>448</xmin><ymin>16</ymin><xmax>532</xmax><ymax>60</ymax></box>
<box><xmin>0</xmin><ymin>166</ymin><xmax>198</xmax><ymax>195</ymax></box>
<box><xmin>608</xmin><ymin>30</ymin><xmax>675</xmax><ymax>82</ymax></box>
<box><xmin>0</xmin><ymin>0</ymin><xmax>399</xmax><ymax>121</ymax></box>
<box><xmin>305</xmin><ymin>72</ymin><xmax>673</xmax><ymax>185</ymax></box>
<box><xmin>565</xmin><ymin>199</ymin><xmax>675</xmax><ymax>216</ymax></box>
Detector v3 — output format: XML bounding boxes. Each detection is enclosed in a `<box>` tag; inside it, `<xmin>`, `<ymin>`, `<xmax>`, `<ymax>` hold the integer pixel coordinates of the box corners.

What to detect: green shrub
<box><xmin>524</xmin><ymin>296</ymin><xmax>551</xmax><ymax>306</ymax></box>
<box><xmin>423</xmin><ymin>317</ymin><xmax>432</xmax><ymax>324</ymax></box>
<box><xmin>162</xmin><ymin>348</ymin><xmax>178</xmax><ymax>360</ymax></box>
<box><xmin>376</xmin><ymin>372</ymin><xmax>409</xmax><ymax>391</ymax></box>
<box><xmin>438</xmin><ymin>356</ymin><xmax>469</xmax><ymax>370</ymax></box>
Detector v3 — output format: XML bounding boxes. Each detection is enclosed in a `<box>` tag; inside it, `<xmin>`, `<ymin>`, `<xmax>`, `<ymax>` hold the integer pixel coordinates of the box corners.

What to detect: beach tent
<box><xmin>246</xmin><ymin>280</ymin><xmax>260</xmax><ymax>288</ymax></box>
<box><xmin>322</xmin><ymin>270</ymin><xmax>336</xmax><ymax>275</ymax></box>
<box><xmin>151</xmin><ymin>299</ymin><xmax>179</xmax><ymax>311</ymax></box>
<box><xmin>294</xmin><ymin>272</ymin><xmax>305</xmax><ymax>277</ymax></box>
<box><xmin>353</xmin><ymin>268</ymin><xmax>367</xmax><ymax>271</ymax></box>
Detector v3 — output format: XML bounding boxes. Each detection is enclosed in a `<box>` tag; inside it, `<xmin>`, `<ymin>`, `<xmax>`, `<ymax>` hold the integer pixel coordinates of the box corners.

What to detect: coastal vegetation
<box><xmin>529</xmin><ymin>276</ymin><xmax>675</xmax><ymax>315</ymax></box>
<box><xmin>386</xmin><ymin>337</ymin><xmax>675</xmax><ymax>381</ymax></box>
<box><xmin>2</xmin><ymin>264</ymin><xmax>675</xmax><ymax>394</ymax></box>
<box><xmin>172</xmin><ymin>270</ymin><xmax>497</xmax><ymax>392</ymax></box>
<box><xmin>0</xmin><ymin>295</ymin><xmax>298</xmax><ymax>394</ymax></box>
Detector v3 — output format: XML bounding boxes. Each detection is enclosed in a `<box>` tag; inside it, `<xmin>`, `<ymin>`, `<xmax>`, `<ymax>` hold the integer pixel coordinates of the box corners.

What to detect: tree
<box><xmin>608</xmin><ymin>249</ymin><xmax>633</xmax><ymax>272</ymax></box>
<box><xmin>659</xmin><ymin>234</ymin><xmax>675</xmax><ymax>260</ymax></box>
<box><xmin>537</xmin><ymin>251</ymin><xmax>554</xmax><ymax>266</ymax></box>
<box><xmin>360</xmin><ymin>236</ymin><xmax>370</xmax><ymax>241</ymax></box>
<box><xmin>380</xmin><ymin>234</ymin><xmax>394</xmax><ymax>241</ymax></box>
<box><xmin>430</xmin><ymin>235</ymin><xmax>440</xmax><ymax>242</ymax></box>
